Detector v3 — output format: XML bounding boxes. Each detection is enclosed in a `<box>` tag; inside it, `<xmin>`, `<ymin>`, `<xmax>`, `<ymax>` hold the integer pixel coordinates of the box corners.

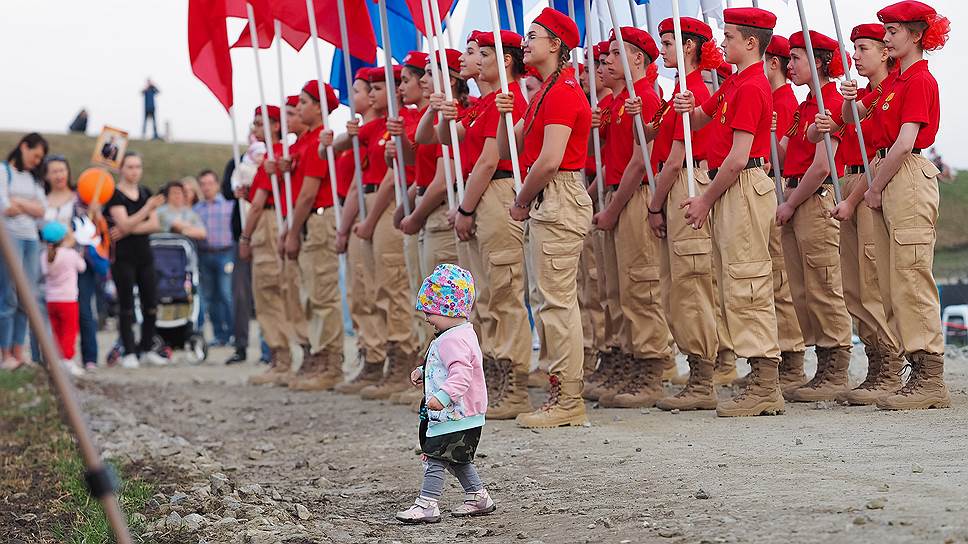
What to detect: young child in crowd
<box><xmin>396</xmin><ymin>264</ymin><xmax>496</xmax><ymax>524</ymax></box>
<box><xmin>41</xmin><ymin>222</ymin><xmax>86</xmax><ymax>376</ymax></box>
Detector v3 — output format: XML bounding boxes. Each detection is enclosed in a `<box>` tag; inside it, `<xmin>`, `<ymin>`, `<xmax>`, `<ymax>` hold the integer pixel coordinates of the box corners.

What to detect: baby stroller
<box><xmin>150</xmin><ymin>233</ymin><xmax>208</xmax><ymax>363</ymax></box>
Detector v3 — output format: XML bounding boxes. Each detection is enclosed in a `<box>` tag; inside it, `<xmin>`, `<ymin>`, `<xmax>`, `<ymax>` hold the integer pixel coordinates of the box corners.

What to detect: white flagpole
<box><xmin>829</xmin><ymin>0</ymin><xmax>873</xmax><ymax>190</ymax></box>
<box><xmin>642</xmin><ymin>0</ymin><xmax>660</xmax><ymax>94</ymax></box>
<box><xmin>627</xmin><ymin>0</ymin><xmax>640</xmax><ymax>27</ymax></box>
<box><xmin>335</xmin><ymin>0</ymin><xmax>368</xmax><ymax>221</ymax></box>
<box><xmin>273</xmin><ymin>21</ymin><xmax>296</xmax><ymax>229</ymax></box>
<box><xmin>604</xmin><ymin>0</ymin><xmax>656</xmax><ymax>194</ymax></box>
<box><xmin>246</xmin><ymin>4</ymin><xmax>285</xmax><ymax>232</ymax></box>
<box><xmin>670</xmin><ymin>0</ymin><xmax>696</xmax><ymax>198</ymax></box>
<box><xmin>420</xmin><ymin>0</ymin><xmax>457</xmax><ymax>210</ymax></box>
<box><xmin>566</xmin><ymin>0</ymin><xmax>582</xmax><ymax>74</ymax></box>
<box><xmin>583</xmin><ymin>0</ymin><xmax>605</xmax><ymax>208</ymax></box>
<box><xmin>701</xmin><ymin>12</ymin><xmax>720</xmax><ymax>90</ymax></box>
<box><xmin>596</xmin><ymin>0</ymin><xmax>609</xmax><ymax>46</ymax></box>
<box><xmin>502</xmin><ymin>0</ymin><xmax>530</xmax><ymax>97</ymax></box>
<box><xmin>303</xmin><ymin>2</ymin><xmax>345</xmax><ymax>231</ymax></box>
<box><xmin>228</xmin><ymin>107</ymin><xmax>250</xmax><ymax>230</ymax></box>
<box><xmin>749</xmin><ymin>0</ymin><xmax>783</xmax><ymax>202</ymax></box>
<box><xmin>376</xmin><ymin>0</ymin><xmax>413</xmax><ymax>216</ymax></box>
<box><xmin>794</xmin><ymin>0</ymin><xmax>843</xmax><ymax>203</ymax></box>
<box><xmin>428</xmin><ymin>0</ymin><xmax>467</xmax><ymax>202</ymax></box>
<box><xmin>487</xmin><ymin>0</ymin><xmax>524</xmax><ymax>195</ymax></box>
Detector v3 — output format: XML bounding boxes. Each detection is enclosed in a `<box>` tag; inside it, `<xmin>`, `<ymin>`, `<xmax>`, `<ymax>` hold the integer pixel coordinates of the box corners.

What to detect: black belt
<box><xmin>845</xmin><ymin>165</ymin><xmax>866</xmax><ymax>175</ymax></box>
<box><xmin>707</xmin><ymin>158</ymin><xmax>765</xmax><ymax>180</ymax></box>
<box><xmin>786</xmin><ymin>176</ymin><xmax>834</xmax><ymax>195</ymax></box>
<box><xmin>876</xmin><ymin>147</ymin><xmax>921</xmax><ymax>159</ymax></box>
<box><xmin>558</xmin><ymin>168</ymin><xmax>582</xmax><ymax>172</ymax></box>
<box><xmin>263</xmin><ymin>204</ymin><xmax>275</xmax><ymax>210</ymax></box>
<box><xmin>363</xmin><ymin>184</ymin><xmax>379</xmax><ymax>194</ymax></box>
<box><xmin>657</xmin><ymin>159</ymin><xmax>701</xmax><ymax>172</ymax></box>
<box><xmin>492</xmin><ymin>169</ymin><xmax>513</xmax><ymax>180</ymax></box>
<box><xmin>417</xmin><ymin>186</ymin><xmax>428</xmax><ymax>196</ymax></box>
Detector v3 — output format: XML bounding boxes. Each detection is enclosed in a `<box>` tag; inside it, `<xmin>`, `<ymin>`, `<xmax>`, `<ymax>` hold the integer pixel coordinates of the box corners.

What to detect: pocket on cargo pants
<box><xmin>726</xmin><ymin>260</ymin><xmax>773</xmax><ymax>310</ymax></box>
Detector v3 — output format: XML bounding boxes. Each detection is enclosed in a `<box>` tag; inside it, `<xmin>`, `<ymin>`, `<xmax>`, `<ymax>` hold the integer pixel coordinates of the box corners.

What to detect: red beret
<box><xmin>851</xmin><ymin>23</ymin><xmax>887</xmax><ymax>42</ymax></box>
<box><xmin>466</xmin><ymin>30</ymin><xmax>485</xmax><ymax>44</ymax></box>
<box><xmin>533</xmin><ymin>7</ymin><xmax>580</xmax><ymax>50</ymax></box>
<box><xmin>255</xmin><ymin>105</ymin><xmax>280</xmax><ymax>122</ymax></box>
<box><xmin>594</xmin><ymin>40</ymin><xmax>610</xmax><ymax>58</ymax></box>
<box><xmin>368</xmin><ymin>65</ymin><xmax>402</xmax><ymax>83</ymax></box>
<box><xmin>430</xmin><ymin>48</ymin><xmax>463</xmax><ymax>73</ymax></box>
<box><xmin>877</xmin><ymin>0</ymin><xmax>936</xmax><ymax>23</ymax></box>
<box><xmin>658</xmin><ymin>17</ymin><xmax>712</xmax><ymax>41</ymax></box>
<box><xmin>789</xmin><ymin>30</ymin><xmax>838</xmax><ymax>52</ymax></box>
<box><xmin>524</xmin><ymin>65</ymin><xmax>543</xmax><ymax>82</ymax></box>
<box><xmin>477</xmin><ymin>30</ymin><xmax>524</xmax><ymax>50</ymax></box>
<box><xmin>723</xmin><ymin>7</ymin><xmax>777</xmax><ymax>30</ymax></box>
<box><xmin>766</xmin><ymin>35</ymin><xmax>791</xmax><ymax>58</ymax></box>
<box><xmin>403</xmin><ymin>51</ymin><xmax>429</xmax><ymax>71</ymax></box>
<box><xmin>354</xmin><ymin>67</ymin><xmax>371</xmax><ymax>81</ymax></box>
<box><xmin>285</xmin><ymin>95</ymin><xmax>299</xmax><ymax>107</ymax></box>
<box><xmin>302</xmin><ymin>80</ymin><xmax>339</xmax><ymax>112</ymax></box>
<box><xmin>609</xmin><ymin>26</ymin><xmax>659</xmax><ymax>63</ymax></box>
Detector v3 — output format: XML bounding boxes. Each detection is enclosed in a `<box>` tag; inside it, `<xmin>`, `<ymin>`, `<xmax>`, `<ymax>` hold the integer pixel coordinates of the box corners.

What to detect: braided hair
<box><xmin>524</xmin><ymin>30</ymin><xmax>571</xmax><ymax>135</ymax></box>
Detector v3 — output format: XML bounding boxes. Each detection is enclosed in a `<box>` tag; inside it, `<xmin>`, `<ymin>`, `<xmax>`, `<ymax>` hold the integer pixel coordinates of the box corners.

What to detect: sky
<box><xmin>1</xmin><ymin>0</ymin><xmax>964</xmax><ymax>166</ymax></box>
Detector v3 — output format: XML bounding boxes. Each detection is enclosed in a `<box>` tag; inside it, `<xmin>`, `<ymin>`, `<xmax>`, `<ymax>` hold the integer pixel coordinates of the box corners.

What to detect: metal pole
<box><xmin>794</xmin><ymin>0</ymin><xmax>843</xmax><ymax>202</ymax></box>
<box><xmin>274</xmin><ymin>21</ymin><xmax>296</xmax><ymax>229</ymax></box>
<box><xmin>488</xmin><ymin>0</ymin><xmax>524</xmax><ymax>195</ymax></box>
<box><xmin>376</xmin><ymin>0</ymin><xmax>413</xmax><ymax>216</ymax></box>
<box><xmin>304</xmin><ymin>3</ymin><xmax>346</xmax><ymax>229</ymax></box>
<box><xmin>701</xmin><ymin>12</ymin><xmax>720</xmax><ymax>90</ymax></box>
<box><xmin>504</xmin><ymin>0</ymin><xmax>518</xmax><ymax>32</ymax></box>
<box><xmin>596</xmin><ymin>0</ymin><xmax>608</xmax><ymax>44</ymax></box>
<box><xmin>829</xmin><ymin>0</ymin><xmax>873</xmax><ymax>189</ymax></box>
<box><xmin>429</xmin><ymin>0</ymin><xmax>467</xmax><ymax>202</ymax></box>
<box><xmin>247</xmin><ymin>4</ymin><xmax>285</xmax><ymax>232</ymax></box>
<box><xmin>584</xmin><ymin>0</ymin><xmax>605</xmax><ymax>208</ymax></box>
<box><xmin>627</xmin><ymin>0</ymin><xmax>640</xmax><ymax>27</ymax></box>
<box><xmin>604</xmin><ymin>0</ymin><xmax>656</xmax><ymax>193</ymax></box>
<box><xmin>643</xmin><ymin>0</ymin><xmax>660</xmax><ymax>94</ymax></box>
<box><xmin>229</xmin><ymin>107</ymin><xmax>250</xmax><ymax>230</ymax></box>
<box><xmin>335</xmin><ymin>0</ymin><xmax>368</xmax><ymax>221</ymax></box>
<box><xmin>0</xmin><ymin>220</ymin><xmax>133</xmax><ymax>544</ymax></box>
<box><xmin>566</xmin><ymin>0</ymin><xmax>582</xmax><ymax>75</ymax></box>
<box><xmin>670</xmin><ymin>0</ymin><xmax>696</xmax><ymax>198</ymax></box>
<box><xmin>421</xmin><ymin>0</ymin><xmax>457</xmax><ymax>210</ymax></box>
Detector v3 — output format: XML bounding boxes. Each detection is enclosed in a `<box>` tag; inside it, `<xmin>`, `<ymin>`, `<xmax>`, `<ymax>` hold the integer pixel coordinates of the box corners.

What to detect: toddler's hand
<box><xmin>427</xmin><ymin>396</ymin><xmax>444</xmax><ymax>411</ymax></box>
<box><xmin>409</xmin><ymin>367</ymin><xmax>424</xmax><ymax>387</ymax></box>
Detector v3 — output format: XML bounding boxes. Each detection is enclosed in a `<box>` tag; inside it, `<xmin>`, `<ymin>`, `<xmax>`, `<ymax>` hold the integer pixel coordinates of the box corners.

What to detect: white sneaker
<box><xmin>141</xmin><ymin>351</ymin><xmax>170</xmax><ymax>366</ymax></box>
<box><xmin>451</xmin><ymin>488</ymin><xmax>496</xmax><ymax>517</ymax></box>
<box><xmin>121</xmin><ymin>354</ymin><xmax>140</xmax><ymax>369</ymax></box>
<box><xmin>395</xmin><ymin>496</ymin><xmax>441</xmax><ymax>524</ymax></box>
<box><xmin>63</xmin><ymin>360</ymin><xmax>86</xmax><ymax>377</ymax></box>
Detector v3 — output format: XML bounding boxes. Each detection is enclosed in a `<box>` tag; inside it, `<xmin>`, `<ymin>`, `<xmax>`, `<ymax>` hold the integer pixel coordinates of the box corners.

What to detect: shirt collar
<box><xmin>897</xmin><ymin>59</ymin><xmax>928</xmax><ymax>82</ymax></box>
<box><xmin>731</xmin><ymin>61</ymin><xmax>764</xmax><ymax>87</ymax></box>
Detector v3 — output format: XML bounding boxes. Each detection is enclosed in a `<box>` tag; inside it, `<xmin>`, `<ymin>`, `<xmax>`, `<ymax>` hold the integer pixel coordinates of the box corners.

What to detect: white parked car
<box><xmin>942</xmin><ymin>304</ymin><xmax>968</xmax><ymax>347</ymax></box>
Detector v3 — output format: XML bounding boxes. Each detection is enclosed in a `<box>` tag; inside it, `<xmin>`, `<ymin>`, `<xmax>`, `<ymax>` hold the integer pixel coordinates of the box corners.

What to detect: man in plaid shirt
<box><xmin>194</xmin><ymin>170</ymin><xmax>236</xmax><ymax>346</ymax></box>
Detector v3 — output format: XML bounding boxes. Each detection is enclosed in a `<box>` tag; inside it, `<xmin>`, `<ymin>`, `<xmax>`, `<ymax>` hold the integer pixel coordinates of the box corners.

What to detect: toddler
<box><xmin>41</xmin><ymin>222</ymin><xmax>86</xmax><ymax>375</ymax></box>
<box><xmin>395</xmin><ymin>264</ymin><xmax>496</xmax><ymax>524</ymax></box>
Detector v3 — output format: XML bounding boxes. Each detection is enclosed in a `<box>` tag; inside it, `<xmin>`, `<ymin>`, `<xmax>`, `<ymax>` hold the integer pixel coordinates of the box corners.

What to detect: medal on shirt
<box><xmin>882</xmin><ymin>92</ymin><xmax>895</xmax><ymax>111</ymax></box>
<box><xmin>720</xmin><ymin>102</ymin><xmax>728</xmax><ymax>124</ymax></box>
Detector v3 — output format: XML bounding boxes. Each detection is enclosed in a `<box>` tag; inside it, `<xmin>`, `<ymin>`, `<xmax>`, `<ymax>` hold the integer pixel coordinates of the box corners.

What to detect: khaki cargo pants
<box><xmin>615</xmin><ymin>184</ymin><xmax>674</xmax><ymax>360</ymax></box>
<box><xmin>347</xmin><ymin>226</ymin><xmax>383</xmax><ymax>364</ymax></box>
<box><xmin>579</xmin><ymin>228</ymin><xmax>606</xmax><ymax>354</ymax></box>
<box><xmin>840</xmin><ymin>172</ymin><xmax>899</xmax><ymax>352</ymax></box>
<box><xmin>458</xmin><ymin>236</ymin><xmax>490</xmax><ymax>357</ymax></box>
<box><xmin>298</xmin><ymin>210</ymin><xmax>344</xmax><ymax>355</ymax></box>
<box><xmin>368</xmin><ymin>192</ymin><xmax>419</xmax><ymax>358</ymax></box>
<box><xmin>528</xmin><ymin>170</ymin><xmax>593</xmax><ymax>381</ymax></box>
<box><xmin>417</xmin><ymin>197</ymin><xmax>458</xmax><ymax>275</ymax></box>
<box><xmin>713</xmin><ymin>169</ymin><xmax>780</xmax><ymax>361</ymax></box>
<box><xmin>594</xmin><ymin>188</ymin><xmax>628</xmax><ymax>351</ymax></box>
<box><xmin>475</xmin><ymin>177</ymin><xmax>531</xmax><ymax>371</ymax></box>
<box><xmin>251</xmin><ymin>214</ymin><xmax>308</xmax><ymax>350</ymax></box>
<box><xmin>871</xmin><ymin>154</ymin><xmax>944</xmax><ymax>355</ymax></box>
<box><xmin>768</xmin><ymin>219</ymin><xmax>806</xmax><ymax>352</ymax></box>
<box><xmin>660</xmin><ymin>168</ymin><xmax>718</xmax><ymax>360</ymax></box>
<box><xmin>780</xmin><ymin>187</ymin><xmax>853</xmax><ymax>349</ymax></box>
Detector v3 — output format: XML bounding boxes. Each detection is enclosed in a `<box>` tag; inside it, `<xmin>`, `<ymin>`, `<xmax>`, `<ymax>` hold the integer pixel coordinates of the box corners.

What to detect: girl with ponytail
<box><xmin>495</xmin><ymin>8</ymin><xmax>592</xmax><ymax>428</ymax></box>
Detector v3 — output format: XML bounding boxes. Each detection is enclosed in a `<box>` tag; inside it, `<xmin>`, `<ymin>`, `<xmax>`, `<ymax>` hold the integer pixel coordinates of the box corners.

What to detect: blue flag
<box><xmin>634</xmin><ymin>0</ymin><xmax>650</xmax><ymax>4</ymax></box>
<box><xmin>498</xmin><ymin>0</ymin><xmax>525</xmax><ymax>34</ymax></box>
<box><xmin>550</xmin><ymin>0</ymin><xmax>587</xmax><ymax>46</ymax></box>
<box><xmin>329</xmin><ymin>48</ymin><xmax>376</xmax><ymax>108</ymax></box>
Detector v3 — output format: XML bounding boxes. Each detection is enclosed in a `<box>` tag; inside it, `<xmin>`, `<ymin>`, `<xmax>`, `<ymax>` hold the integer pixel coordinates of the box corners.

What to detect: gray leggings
<box><xmin>420</xmin><ymin>458</ymin><xmax>483</xmax><ymax>499</ymax></box>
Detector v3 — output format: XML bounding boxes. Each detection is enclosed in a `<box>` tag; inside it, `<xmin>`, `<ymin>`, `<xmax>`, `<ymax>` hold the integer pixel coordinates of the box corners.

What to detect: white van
<box><xmin>942</xmin><ymin>305</ymin><xmax>968</xmax><ymax>347</ymax></box>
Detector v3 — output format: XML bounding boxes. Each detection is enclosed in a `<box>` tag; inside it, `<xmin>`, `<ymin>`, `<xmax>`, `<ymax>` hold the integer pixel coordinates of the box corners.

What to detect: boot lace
<box><xmin>894</xmin><ymin>362</ymin><xmax>922</xmax><ymax>396</ymax></box>
<box><xmin>730</xmin><ymin>364</ymin><xmax>759</xmax><ymax>402</ymax></box>
<box><xmin>540</xmin><ymin>375</ymin><xmax>561</xmax><ymax>411</ymax></box>
<box><xmin>801</xmin><ymin>350</ymin><xmax>831</xmax><ymax>390</ymax></box>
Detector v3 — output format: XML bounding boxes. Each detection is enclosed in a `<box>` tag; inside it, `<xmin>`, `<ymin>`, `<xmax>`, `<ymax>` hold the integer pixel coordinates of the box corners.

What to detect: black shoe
<box><xmin>225</xmin><ymin>350</ymin><xmax>246</xmax><ymax>365</ymax></box>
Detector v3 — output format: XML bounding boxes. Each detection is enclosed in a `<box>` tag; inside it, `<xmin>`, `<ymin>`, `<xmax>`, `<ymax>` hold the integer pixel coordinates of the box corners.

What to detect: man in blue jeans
<box><xmin>194</xmin><ymin>170</ymin><xmax>235</xmax><ymax>346</ymax></box>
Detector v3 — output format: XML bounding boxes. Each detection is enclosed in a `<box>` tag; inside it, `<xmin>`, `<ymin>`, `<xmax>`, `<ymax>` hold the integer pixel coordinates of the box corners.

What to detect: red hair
<box><xmin>699</xmin><ymin>40</ymin><xmax>724</xmax><ymax>71</ymax></box>
<box><xmin>827</xmin><ymin>47</ymin><xmax>851</xmax><ymax>78</ymax></box>
<box><xmin>921</xmin><ymin>13</ymin><xmax>950</xmax><ymax>51</ymax></box>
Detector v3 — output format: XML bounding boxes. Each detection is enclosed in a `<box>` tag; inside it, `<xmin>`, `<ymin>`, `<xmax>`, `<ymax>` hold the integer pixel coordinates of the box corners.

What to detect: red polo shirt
<box><xmin>521</xmin><ymin>67</ymin><xmax>591</xmax><ymax>170</ymax></box>
<box><xmin>586</xmin><ymin>93</ymin><xmax>614</xmax><ymax>177</ymax></box>
<box><xmin>832</xmin><ymin>86</ymin><xmax>876</xmax><ymax>167</ymax></box>
<box><xmin>335</xmin><ymin>149</ymin><xmax>353</xmax><ymax>198</ymax></box>
<box><xmin>871</xmin><ymin>60</ymin><xmax>938</xmax><ymax>150</ymax></box>
<box><xmin>291</xmin><ymin>126</ymin><xmax>334</xmax><ymax>209</ymax></box>
<box><xmin>464</xmin><ymin>85</ymin><xmax>527</xmax><ymax>177</ymax></box>
<box><xmin>861</xmin><ymin>70</ymin><xmax>899</xmax><ymax>150</ymax></box>
<box><xmin>249</xmin><ymin>141</ymin><xmax>288</xmax><ymax>214</ymax></box>
<box><xmin>604</xmin><ymin>77</ymin><xmax>661</xmax><ymax>186</ymax></box>
<box><xmin>405</xmin><ymin>106</ymin><xmax>439</xmax><ymax>188</ymax></box>
<box><xmin>773</xmin><ymin>83</ymin><xmax>798</xmax><ymax>138</ymax></box>
<box><xmin>358</xmin><ymin>117</ymin><xmax>389</xmax><ymax>185</ymax></box>
<box><xmin>654</xmin><ymin>69</ymin><xmax>713</xmax><ymax>168</ymax></box>
<box><xmin>700</xmin><ymin>61</ymin><xmax>773</xmax><ymax>170</ymax></box>
<box><xmin>782</xmin><ymin>81</ymin><xmax>845</xmax><ymax>179</ymax></box>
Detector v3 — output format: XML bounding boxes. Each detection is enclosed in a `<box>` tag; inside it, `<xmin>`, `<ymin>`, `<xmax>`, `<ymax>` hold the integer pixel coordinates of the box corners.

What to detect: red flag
<box><xmin>188</xmin><ymin>0</ymin><xmax>234</xmax><ymax>111</ymax></box>
<box><xmin>403</xmin><ymin>0</ymin><xmax>453</xmax><ymax>37</ymax></box>
<box><xmin>274</xmin><ymin>0</ymin><xmax>377</xmax><ymax>63</ymax></box>
<box><xmin>228</xmin><ymin>0</ymin><xmax>310</xmax><ymax>50</ymax></box>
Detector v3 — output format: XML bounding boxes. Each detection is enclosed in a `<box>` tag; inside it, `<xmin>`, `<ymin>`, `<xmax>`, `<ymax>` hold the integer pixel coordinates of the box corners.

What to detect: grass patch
<box><xmin>0</xmin><ymin>131</ymin><xmax>233</xmax><ymax>192</ymax></box>
<box><xmin>0</xmin><ymin>367</ymin><xmax>167</xmax><ymax>543</ymax></box>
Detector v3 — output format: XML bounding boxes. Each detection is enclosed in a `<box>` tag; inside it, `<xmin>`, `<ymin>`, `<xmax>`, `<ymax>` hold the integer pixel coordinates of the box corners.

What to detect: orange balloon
<box><xmin>77</xmin><ymin>168</ymin><xmax>115</xmax><ymax>205</ymax></box>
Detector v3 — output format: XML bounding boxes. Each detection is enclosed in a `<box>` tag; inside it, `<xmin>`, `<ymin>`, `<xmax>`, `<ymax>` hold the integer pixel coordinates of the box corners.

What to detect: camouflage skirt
<box><xmin>418</xmin><ymin>405</ymin><xmax>482</xmax><ymax>464</ymax></box>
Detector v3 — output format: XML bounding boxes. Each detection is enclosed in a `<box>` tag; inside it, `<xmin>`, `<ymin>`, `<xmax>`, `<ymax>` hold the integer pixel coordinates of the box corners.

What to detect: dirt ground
<box><xmin>67</xmin><ymin>331</ymin><xmax>968</xmax><ymax>544</ymax></box>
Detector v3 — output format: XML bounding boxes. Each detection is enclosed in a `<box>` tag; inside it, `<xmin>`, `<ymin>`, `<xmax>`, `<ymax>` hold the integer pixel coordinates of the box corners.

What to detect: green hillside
<box><xmin>0</xmin><ymin>131</ymin><xmax>233</xmax><ymax>191</ymax></box>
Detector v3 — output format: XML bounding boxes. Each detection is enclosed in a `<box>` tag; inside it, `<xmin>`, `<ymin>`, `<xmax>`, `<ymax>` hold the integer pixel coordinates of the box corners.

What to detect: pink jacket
<box><xmin>41</xmin><ymin>247</ymin><xmax>87</xmax><ymax>302</ymax></box>
<box><xmin>423</xmin><ymin>323</ymin><xmax>487</xmax><ymax>437</ymax></box>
